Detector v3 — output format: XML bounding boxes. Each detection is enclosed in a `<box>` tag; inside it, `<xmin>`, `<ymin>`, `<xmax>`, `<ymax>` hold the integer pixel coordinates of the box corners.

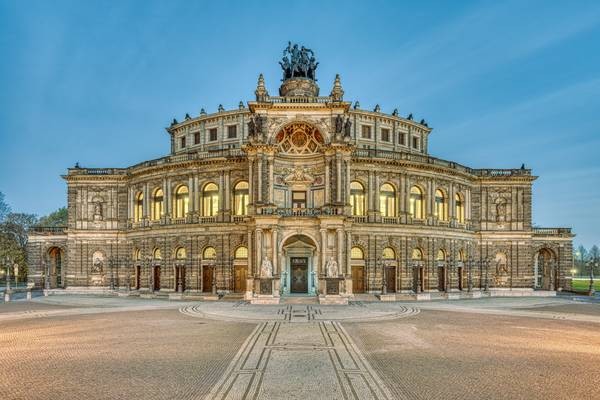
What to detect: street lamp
<box><xmin>483</xmin><ymin>258</ymin><xmax>490</xmax><ymax>292</ymax></box>
<box><xmin>3</xmin><ymin>256</ymin><xmax>13</xmax><ymax>292</ymax></box>
<box><xmin>587</xmin><ymin>258</ymin><xmax>597</xmax><ymax>296</ymax></box>
<box><xmin>467</xmin><ymin>256</ymin><xmax>474</xmax><ymax>292</ymax></box>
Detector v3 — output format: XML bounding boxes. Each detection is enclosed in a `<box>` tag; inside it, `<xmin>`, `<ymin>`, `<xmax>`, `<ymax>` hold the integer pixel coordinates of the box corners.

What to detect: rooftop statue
<box><xmin>279</xmin><ymin>42</ymin><xmax>319</xmax><ymax>81</ymax></box>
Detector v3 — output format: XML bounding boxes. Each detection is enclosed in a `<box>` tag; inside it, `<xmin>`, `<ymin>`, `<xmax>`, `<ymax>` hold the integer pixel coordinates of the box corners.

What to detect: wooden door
<box><xmin>437</xmin><ymin>266</ymin><xmax>445</xmax><ymax>291</ymax></box>
<box><xmin>234</xmin><ymin>265</ymin><xmax>247</xmax><ymax>293</ymax></box>
<box><xmin>153</xmin><ymin>266</ymin><xmax>161</xmax><ymax>291</ymax></box>
<box><xmin>457</xmin><ymin>267</ymin><xmax>463</xmax><ymax>291</ymax></box>
<box><xmin>290</xmin><ymin>257</ymin><xmax>308</xmax><ymax>293</ymax></box>
<box><xmin>135</xmin><ymin>265</ymin><xmax>141</xmax><ymax>290</ymax></box>
<box><xmin>386</xmin><ymin>266</ymin><xmax>396</xmax><ymax>292</ymax></box>
<box><xmin>352</xmin><ymin>265</ymin><xmax>365</xmax><ymax>293</ymax></box>
<box><xmin>202</xmin><ymin>266</ymin><xmax>213</xmax><ymax>293</ymax></box>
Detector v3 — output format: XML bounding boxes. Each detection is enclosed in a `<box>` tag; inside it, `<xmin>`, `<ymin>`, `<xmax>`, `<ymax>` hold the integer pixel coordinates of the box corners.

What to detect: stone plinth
<box><xmin>318</xmin><ymin>294</ymin><xmax>348</xmax><ymax>305</ymax></box>
<box><xmin>250</xmin><ymin>277</ymin><xmax>280</xmax><ymax>304</ymax></box>
<box><xmin>378</xmin><ymin>294</ymin><xmax>396</xmax><ymax>302</ymax></box>
<box><xmin>279</xmin><ymin>78</ymin><xmax>319</xmax><ymax>97</ymax></box>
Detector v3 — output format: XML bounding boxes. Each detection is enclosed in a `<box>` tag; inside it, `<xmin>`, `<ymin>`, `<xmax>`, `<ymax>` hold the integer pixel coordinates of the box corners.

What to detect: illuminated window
<box><xmin>350</xmin><ymin>181</ymin><xmax>365</xmax><ymax>216</ymax></box>
<box><xmin>152</xmin><ymin>189</ymin><xmax>163</xmax><ymax>220</ymax></box>
<box><xmin>133</xmin><ymin>248</ymin><xmax>141</xmax><ymax>261</ymax></box>
<box><xmin>458</xmin><ymin>249</ymin><xmax>466</xmax><ymax>262</ymax></box>
<box><xmin>233</xmin><ymin>181</ymin><xmax>249</xmax><ymax>216</ymax></box>
<box><xmin>174</xmin><ymin>186</ymin><xmax>189</xmax><ymax>218</ymax></box>
<box><xmin>455</xmin><ymin>193</ymin><xmax>465</xmax><ymax>223</ymax></box>
<box><xmin>175</xmin><ymin>247</ymin><xmax>186</xmax><ymax>260</ymax></box>
<box><xmin>134</xmin><ymin>192</ymin><xmax>143</xmax><ymax>222</ymax></box>
<box><xmin>412</xmin><ymin>248</ymin><xmax>423</xmax><ymax>261</ymax></box>
<box><xmin>203</xmin><ymin>246</ymin><xmax>216</xmax><ymax>259</ymax></box>
<box><xmin>435</xmin><ymin>189</ymin><xmax>448</xmax><ymax>221</ymax></box>
<box><xmin>351</xmin><ymin>247</ymin><xmax>364</xmax><ymax>260</ymax></box>
<box><xmin>437</xmin><ymin>249</ymin><xmax>446</xmax><ymax>261</ymax></box>
<box><xmin>409</xmin><ymin>186</ymin><xmax>424</xmax><ymax>219</ymax></box>
<box><xmin>234</xmin><ymin>246</ymin><xmax>248</xmax><ymax>259</ymax></box>
<box><xmin>382</xmin><ymin>247</ymin><xmax>395</xmax><ymax>260</ymax></box>
<box><xmin>379</xmin><ymin>183</ymin><xmax>396</xmax><ymax>217</ymax></box>
<box><xmin>153</xmin><ymin>248</ymin><xmax>162</xmax><ymax>260</ymax></box>
<box><xmin>202</xmin><ymin>183</ymin><xmax>219</xmax><ymax>216</ymax></box>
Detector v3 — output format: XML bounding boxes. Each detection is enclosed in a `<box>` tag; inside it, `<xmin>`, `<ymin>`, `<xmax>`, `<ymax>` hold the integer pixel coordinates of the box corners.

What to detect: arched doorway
<box><xmin>535</xmin><ymin>248</ymin><xmax>556</xmax><ymax>290</ymax></box>
<box><xmin>47</xmin><ymin>247</ymin><xmax>64</xmax><ymax>288</ymax></box>
<box><xmin>281</xmin><ymin>234</ymin><xmax>317</xmax><ymax>295</ymax></box>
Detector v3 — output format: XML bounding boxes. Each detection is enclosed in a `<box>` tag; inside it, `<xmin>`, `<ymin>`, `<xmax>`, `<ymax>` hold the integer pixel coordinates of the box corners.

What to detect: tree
<box><xmin>38</xmin><ymin>207</ymin><xmax>67</xmax><ymax>226</ymax></box>
<box><xmin>0</xmin><ymin>191</ymin><xmax>10</xmax><ymax>222</ymax></box>
<box><xmin>0</xmin><ymin>212</ymin><xmax>38</xmax><ymax>281</ymax></box>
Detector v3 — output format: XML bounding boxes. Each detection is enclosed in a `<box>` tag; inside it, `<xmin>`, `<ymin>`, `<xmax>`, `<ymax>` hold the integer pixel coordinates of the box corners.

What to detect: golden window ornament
<box><xmin>275</xmin><ymin>123</ymin><xmax>324</xmax><ymax>154</ymax></box>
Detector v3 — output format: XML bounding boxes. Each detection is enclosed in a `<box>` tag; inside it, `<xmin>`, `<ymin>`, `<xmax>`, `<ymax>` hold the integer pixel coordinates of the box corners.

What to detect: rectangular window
<box><xmin>361</xmin><ymin>125</ymin><xmax>372</xmax><ymax>139</ymax></box>
<box><xmin>399</xmin><ymin>133</ymin><xmax>406</xmax><ymax>146</ymax></box>
<box><xmin>412</xmin><ymin>136</ymin><xmax>419</xmax><ymax>149</ymax></box>
<box><xmin>292</xmin><ymin>191</ymin><xmax>306</xmax><ymax>209</ymax></box>
<box><xmin>381</xmin><ymin>128</ymin><xmax>390</xmax><ymax>142</ymax></box>
<box><xmin>180</xmin><ymin>136</ymin><xmax>186</xmax><ymax>149</ymax></box>
<box><xmin>194</xmin><ymin>132</ymin><xmax>200</xmax><ymax>145</ymax></box>
<box><xmin>227</xmin><ymin>125</ymin><xmax>237</xmax><ymax>139</ymax></box>
<box><xmin>209</xmin><ymin>128</ymin><xmax>218</xmax><ymax>142</ymax></box>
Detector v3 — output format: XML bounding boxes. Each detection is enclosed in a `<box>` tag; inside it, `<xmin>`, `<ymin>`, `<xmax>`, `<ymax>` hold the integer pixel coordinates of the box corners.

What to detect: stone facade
<box><xmin>27</xmin><ymin>54</ymin><xmax>574</xmax><ymax>299</ymax></box>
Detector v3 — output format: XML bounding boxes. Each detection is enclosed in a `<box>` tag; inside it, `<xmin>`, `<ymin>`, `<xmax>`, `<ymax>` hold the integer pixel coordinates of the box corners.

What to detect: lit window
<box><xmin>152</xmin><ymin>189</ymin><xmax>163</xmax><ymax>220</ymax></box>
<box><xmin>233</xmin><ymin>181</ymin><xmax>249</xmax><ymax>216</ymax></box>
<box><xmin>234</xmin><ymin>246</ymin><xmax>248</xmax><ymax>259</ymax></box>
<box><xmin>202</xmin><ymin>183</ymin><xmax>219</xmax><ymax>216</ymax></box>
<box><xmin>379</xmin><ymin>183</ymin><xmax>396</xmax><ymax>217</ymax></box>
<box><xmin>435</xmin><ymin>189</ymin><xmax>448</xmax><ymax>221</ymax></box>
<box><xmin>134</xmin><ymin>192</ymin><xmax>143</xmax><ymax>222</ymax></box>
<box><xmin>351</xmin><ymin>247</ymin><xmax>364</xmax><ymax>260</ymax></box>
<box><xmin>174</xmin><ymin>186</ymin><xmax>189</xmax><ymax>218</ymax></box>
<box><xmin>361</xmin><ymin>125</ymin><xmax>372</xmax><ymax>139</ymax></box>
<box><xmin>175</xmin><ymin>247</ymin><xmax>186</xmax><ymax>260</ymax></box>
<box><xmin>227</xmin><ymin>125</ymin><xmax>237</xmax><ymax>139</ymax></box>
<box><xmin>380</xmin><ymin>128</ymin><xmax>390</xmax><ymax>142</ymax></box>
<box><xmin>134</xmin><ymin>248</ymin><xmax>141</xmax><ymax>261</ymax></box>
<box><xmin>203</xmin><ymin>246</ymin><xmax>216</xmax><ymax>259</ymax></box>
<box><xmin>455</xmin><ymin>193</ymin><xmax>465</xmax><ymax>223</ymax></box>
<box><xmin>437</xmin><ymin>249</ymin><xmax>446</xmax><ymax>261</ymax></box>
<box><xmin>382</xmin><ymin>247</ymin><xmax>395</xmax><ymax>259</ymax></box>
<box><xmin>458</xmin><ymin>249</ymin><xmax>466</xmax><ymax>262</ymax></box>
<box><xmin>153</xmin><ymin>248</ymin><xmax>162</xmax><ymax>260</ymax></box>
<box><xmin>409</xmin><ymin>186</ymin><xmax>424</xmax><ymax>219</ymax></box>
<box><xmin>350</xmin><ymin>181</ymin><xmax>365</xmax><ymax>216</ymax></box>
<box><xmin>412</xmin><ymin>248</ymin><xmax>423</xmax><ymax>261</ymax></box>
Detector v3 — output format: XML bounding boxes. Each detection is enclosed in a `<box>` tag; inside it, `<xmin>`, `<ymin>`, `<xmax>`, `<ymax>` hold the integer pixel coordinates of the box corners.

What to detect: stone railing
<box><xmin>68</xmin><ymin>168</ymin><xmax>127</xmax><ymax>176</ymax></box>
<box><xmin>267</xmin><ymin>96</ymin><xmax>332</xmax><ymax>104</ymax></box>
<box><xmin>533</xmin><ymin>227</ymin><xmax>572</xmax><ymax>236</ymax></box>
<box><xmin>29</xmin><ymin>225</ymin><xmax>67</xmax><ymax>234</ymax></box>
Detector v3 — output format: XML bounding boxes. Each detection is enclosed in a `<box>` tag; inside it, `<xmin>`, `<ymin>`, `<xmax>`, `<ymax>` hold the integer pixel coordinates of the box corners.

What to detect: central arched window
<box><xmin>174</xmin><ymin>185</ymin><xmax>189</xmax><ymax>218</ymax></box>
<box><xmin>152</xmin><ymin>188</ymin><xmax>164</xmax><ymax>220</ymax></box>
<box><xmin>234</xmin><ymin>246</ymin><xmax>248</xmax><ymax>259</ymax></box>
<box><xmin>233</xmin><ymin>181</ymin><xmax>249</xmax><ymax>216</ymax></box>
<box><xmin>203</xmin><ymin>183</ymin><xmax>219</xmax><ymax>216</ymax></box>
<box><xmin>351</xmin><ymin>246</ymin><xmax>364</xmax><ymax>260</ymax></box>
<box><xmin>412</xmin><ymin>248</ymin><xmax>423</xmax><ymax>261</ymax></box>
<box><xmin>203</xmin><ymin>246</ymin><xmax>216</xmax><ymax>260</ymax></box>
<box><xmin>437</xmin><ymin>249</ymin><xmax>446</xmax><ymax>262</ymax></box>
<box><xmin>435</xmin><ymin>189</ymin><xmax>448</xmax><ymax>221</ymax></box>
<box><xmin>275</xmin><ymin>123</ymin><xmax>324</xmax><ymax>154</ymax></box>
<box><xmin>134</xmin><ymin>192</ymin><xmax>143</xmax><ymax>222</ymax></box>
<box><xmin>153</xmin><ymin>248</ymin><xmax>162</xmax><ymax>260</ymax></box>
<box><xmin>350</xmin><ymin>181</ymin><xmax>365</xmax><ymax>216</ymax></box>
<box><xmin>409</xmin><ymin>186</ymin><xmax>424</xmax><ymax>219</ymax></box>
<box><xmin>175</xmin><ymin>247</ymin><xmax>186</xmax><ymax>260</ymax></box>
<box><xmin>455</xmin><ymin>193</ymin><xmax>465</xmax><ymax>223</ymax></box>
<box><xmin>379</xmin><ymin>183</ymin><xmax>396</xmax><ymax>217</ymax></box>
<box><xmin>382</xmin><ymin>247</ymin><xmax>396</xmax><ymax>260</ymax></box>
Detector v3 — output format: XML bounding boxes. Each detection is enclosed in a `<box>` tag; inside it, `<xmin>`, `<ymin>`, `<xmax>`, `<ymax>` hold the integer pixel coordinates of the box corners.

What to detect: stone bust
<box><xmin>260</xmin><ymin>256</ymin><xmax>273</xmax><ymax>278</ymax></box>
<box><xmin>326</xmin><ymin>257</ymin><xmax>338</xmax><ymax>277</ymax></box>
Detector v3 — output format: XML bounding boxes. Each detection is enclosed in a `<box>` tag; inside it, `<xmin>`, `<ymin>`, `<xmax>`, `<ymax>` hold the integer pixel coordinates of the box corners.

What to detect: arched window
<box><xmin>409</xmin><ymin>186</ymin><xmax>424</xmax><ymax>219</ymax></box>
<box><xmin>351</xmin><ymin>246</ymin><xmax>364</xmax><ymax>260</ymax></box>
<box><xmin>134</xmin><ymin>192</ymin><xmax>143</xmax><ymax>222</ymax></box>
<box><xmin>153</xmin><ymin>248</ymin><xmax>162</xmax><ymax>260</ymax></box>
<box><xmin>455</xmin><ymin>193</ymin><xmax>465</xmax><ymax>223</ymax></box>
<box><xmin>437</xmin><ymin>249</ymin><xmax>446</xmax><ymax>261</ymax></box>
<box><xmin>174</xmin><ymin>186</ymin><xmax>189</xmax><ymax>218</ymax></box>
<box><xmin>233</xmin><ymin>181</ymin><xmax>249</xmax><ymax>216</ymax></box>
<box><xmin>350</xmin><ymin>181</ymin><xmax>365</xmax><ymax>216</ymax></box>
<box><xmin>203</xmin><ymin>183</ymin><xmax>219</xmax><ymax>216</ymax></box>
<box><xmin>411</xmin><ymin>248</ymin><xmax>423</xmax><ymax>261</ymax></box>
<box><xmin>203</xmin><ymin>246</ymin><xmax>216</xmax><ymax>260</ymax></box>
<box><xmin>379</xmin><ymin>183</ymin><xmax>396</xmax><ymax>217</ymax></box>
<box><xmin>175</xmin><ymin>247</ymin><xmax>186</xmax><ymax>260</ymax></box>
<box><xmin>152</xmin><ymin>189</ymin><xmax>164</xmax><ymax>220</ymax></box>
<box><xmin>435</xmin><ymin>189</ymin><xmax>448</xmax><ymax>221</ymax></box>
<box><xmin>133</xmin><ymin>248</ymin><xmax>141</xmax><ymax>261</ymax></box>
<box><xmin>382</xmin><ymin>247</ymin><xmax>395</xmax><ymax>260</ymax></box>
<box><xmin>458</xmin><ymin>249</ymin><xmax>466</xmax><ymax>263</ymax></box>
<box><xmin>234</xmin><ymin>246</ymin><xmax>248</xmax><ymax>259</ymax></box>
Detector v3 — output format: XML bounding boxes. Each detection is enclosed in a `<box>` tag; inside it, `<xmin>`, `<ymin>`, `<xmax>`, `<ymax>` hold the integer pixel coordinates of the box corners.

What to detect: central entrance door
<box><xmin>202</xmin><ymin>265</ymin><xmax>213</xmax><ymax>293</ymax></box>
<box><xmin>290</xmin><ymin>257</ymin><xmax>308</xmax><ymax>293</ymax></box>
<box><xmin>234</xmin><ymin>265</ymin><xmax>247</xmax><ymax>293</ymax></box>
<box><xmin>352</xmin><ymin>266</ymin><xmax>365</xmax><ymax>293</ymax></box>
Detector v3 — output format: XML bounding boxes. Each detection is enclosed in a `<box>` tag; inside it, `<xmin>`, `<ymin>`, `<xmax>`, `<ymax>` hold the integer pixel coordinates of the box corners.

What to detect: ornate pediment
<box><xmin>283</xmin><ymin>167</ymin><xmax>315</xmax><ymax>185</ymax></box>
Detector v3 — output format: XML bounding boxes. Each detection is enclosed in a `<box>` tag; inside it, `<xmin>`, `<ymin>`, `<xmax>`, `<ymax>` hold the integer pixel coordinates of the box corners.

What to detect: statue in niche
<box><xmin>91</xmin><ymin>251</ymin><xmax>104</xmax><ymax>274</ymax></box>
<box><xmin>326</xmin><ymin>257</ymin><xmax>339</xmax><ymax>277</ymax></box>
<box><xmin>495</xmin><ymin>252</ymin><xmax>509</xmax><ymax>275</ymax></box>
<box><xmin>93</xmin><ymin>202</ymin><xmax>103</xmax><ymax>221</ymax></box>
<box><xmin>335</xmin><ymin>114</ymin><xmax>344</xmax><ymax>133</ymax></box>
<box><xmin>344</xmin><ymin>118</ymin><xmax>352</xmax><ymax>137</ymax></box>
<box><xmin>496</xmin><ymin>200</ymin><xmax>507</xmax><ymax>223</ymax></box>
<box><xmin>260</xmin><ymin>256</ymin><xmax>273</xmax><ymax>278</ymax></box>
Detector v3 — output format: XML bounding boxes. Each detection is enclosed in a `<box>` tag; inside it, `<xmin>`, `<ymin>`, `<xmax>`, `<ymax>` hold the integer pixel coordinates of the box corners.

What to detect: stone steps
<box><xmin>281</xmin><ymin>296</ymin><xmax>319</xmax><ymax>304</ymax></box>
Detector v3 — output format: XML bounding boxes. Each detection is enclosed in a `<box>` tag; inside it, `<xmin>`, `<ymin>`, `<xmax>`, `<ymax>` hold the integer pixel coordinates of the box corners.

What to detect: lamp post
<box><xmin>108</xmin><ymin>256</ymin><xmax>115</xmax><ymax>290</ymax></box>
<box><xmin>467</xmin><ymin>256</ymin><xmax>473</xmax><ymax>292</ymax></box>
<box><xmin>44</xmin><ymin>260</ymin><xmax>51</xmax><ymax>290</ymax></box>
<box><xmin>484</xmin><ymin>258</ymin><xmax>490</xmax><ymax>292</ymax></box>
<box><xmin>446</xmin><ymin>256</ymin><xmax>454</xmax><ymax>293</ymax></box>
<box><xmin>125</xmin><ymin>255</ymin><xmax>131</xmax><ymax>294</ymax></box>
<box><xmin>211</xmin><ymin>264</ymin><xmax>217</xmax><ymax>295</ymax></box>
<box><xmin>588</xmin><ymin>258</ymin><xmax>596</xmax><ymax>296</ymax></box>
<box><xmin>4</xmin><ymin>256</ymin><xmax>12</xmax><ymax>293</ymax></box>
<box><xmin>14</xmin><ymin>264</ymin><xmax>18</xmax><ymax>290</ymax></box>
<box><xmin>379</xmin><ymin>257</ymin><xmax>387</xmax><ymax>295</ymax></box>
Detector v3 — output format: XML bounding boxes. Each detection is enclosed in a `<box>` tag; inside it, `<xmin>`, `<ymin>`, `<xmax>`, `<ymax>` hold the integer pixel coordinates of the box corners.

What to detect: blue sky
<box><xmin>1</xmin><ymin>0</ymin><xmax>599</xmax><ymax>247</ymax></box>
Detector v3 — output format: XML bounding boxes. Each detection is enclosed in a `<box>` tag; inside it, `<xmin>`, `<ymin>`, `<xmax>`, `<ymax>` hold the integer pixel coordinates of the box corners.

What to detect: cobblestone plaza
<box><xmin>1</xmin><ymin>295</ymin><xmax>599</xmax><ymax>400</ymax></box>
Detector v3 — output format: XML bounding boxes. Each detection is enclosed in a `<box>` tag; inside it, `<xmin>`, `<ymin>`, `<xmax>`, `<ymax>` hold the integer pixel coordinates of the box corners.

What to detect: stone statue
<box><xmin>496</xmin><ymin>201</ymin><xmax>506</xmax><ymax>223</ymax></box>
<box><xmin>343</xmin><ymin>118</ymin><xmax>352</xmax><ymax>137</ymax></box>
<box><xmin>260</xmin><ymin>256</ymin><xmax>273</xmax><ymax>278</ymax></box>
<box><xmin>335</xmin><ymin>115</ymin><xmax>344</xmax><ymax>133</ymax></box>
<box><xmin>93</xmin><ymin>202</ymin><xmax>103</xmax><ymax>221</ymax></box>
<box><xmin>91</xmin><ymin>251</ymin><xmax>104</xmax><ymax>274</ymax></box>
<box><xmin>326</xmin><ymin>257</ymin><xmax>339</xmax><ymax>277</ymax></box>
<box><xmin>280</xmin><ymin>42</ymin><xmax>318</xmax><ymax>81</ymax></box>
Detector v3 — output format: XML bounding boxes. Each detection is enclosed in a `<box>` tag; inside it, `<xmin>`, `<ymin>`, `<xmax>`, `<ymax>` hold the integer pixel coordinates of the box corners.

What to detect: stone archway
<box><xmin>534</xmin><ymin>248</ymin><xmax>556</xmax><ymax>290</ymax></box>
<box><xmin>280</xmin><ymin>234</ymin><xmax>318</xmax><ymax>295</ymax></box>
<box><xmin>46</xmin><ymin>247</ymin><xmax>65</xmax><ymax>289</ymax></box>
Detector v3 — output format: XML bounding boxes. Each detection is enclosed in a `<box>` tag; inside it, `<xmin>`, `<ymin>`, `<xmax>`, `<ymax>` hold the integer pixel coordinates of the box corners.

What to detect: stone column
<box><xmin>127</xmin><ymin>187</ymin><xmax>133</xmax><ymax>222</ymax></box>
<box><xmin>271</xmin><ymin>228</ymin><xmax>278</xmax><ymax>274</ymax></box>
<box><xmin>336</xmin><ymin>153</ymin><xmax>342</xmax><ymax>203</ymax></box>
<box><xmin>268</xmin><ymin>155</ymin><xmax>274</xmax><ymax>204</ymax></box>
<box><xmin>345</xmin><ymin>158</ymin><xmax>351</xmax><ymax>207</ymax></box>
<box><xmin>324</xmin><ymin>156</ymin><xmax>331</xmax><ymax>205</ymax></box>
<box><xmin>346</xmin><ymin>231</ymin><xmax>352</xmax><ymax>275</ymax></box>
<box><xmin>166</xmin><ymin>178</ymin><xmax>172</xmax><ymax>216</ymax></box>
<box><xmin>449</xmin><ymin>182</ymin><xmax>455</xmax><ymax>222</ymax></box>
<box><xmin>247</xmin><ymin>228</ymin><xmax>253</xmax><ymax>275</ymax></box>
<box><xmin>257</xmin><ymin>154</ymin><xmax>263</xmax><ymax>204</ymax></box>
<box><xmin>255</xmin><ymin>228</ymin><xmax>263</xmax><ymax>273</ymax></box>
<box><xmin>224</xmin><ymin>170</ymin><xmax>231</xmax><ymax>221</ymax></box>
<box><xmin>336</xmin><ymin>228</ymin><xmax>343</xmax><ymax>272</ymax></box>
<box><xmin>320</xmin><ymin>228</ymin><xmax>327</xmax><ymax>275</ymax></box>
<box><xmin>162</xmin><ymin>178</ymin><xmax>168</xmax><ymax>219</ymax></box>
<box><xmin>188</xmin><ymin>176</ymin><xmax>194</xmax><ymax>214</ymax></box>
<box><xmin>374</xmin><ymin>174</ymin><xmax>380</xmax><ymax>214</ymax></box>
<box><xmin>248</xmin><ymin>156</ymin><xmax>254</xmax><ymax>206</ymax></box>
<box><xmin>143</xmin><ymin>182</ymin><xmax>149</xmax><ymax>219</ymax></box>
<box><xmin>466</xmin><ymin>189</ymin><xmax>472</xmax><ymax>222</ymax></box>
